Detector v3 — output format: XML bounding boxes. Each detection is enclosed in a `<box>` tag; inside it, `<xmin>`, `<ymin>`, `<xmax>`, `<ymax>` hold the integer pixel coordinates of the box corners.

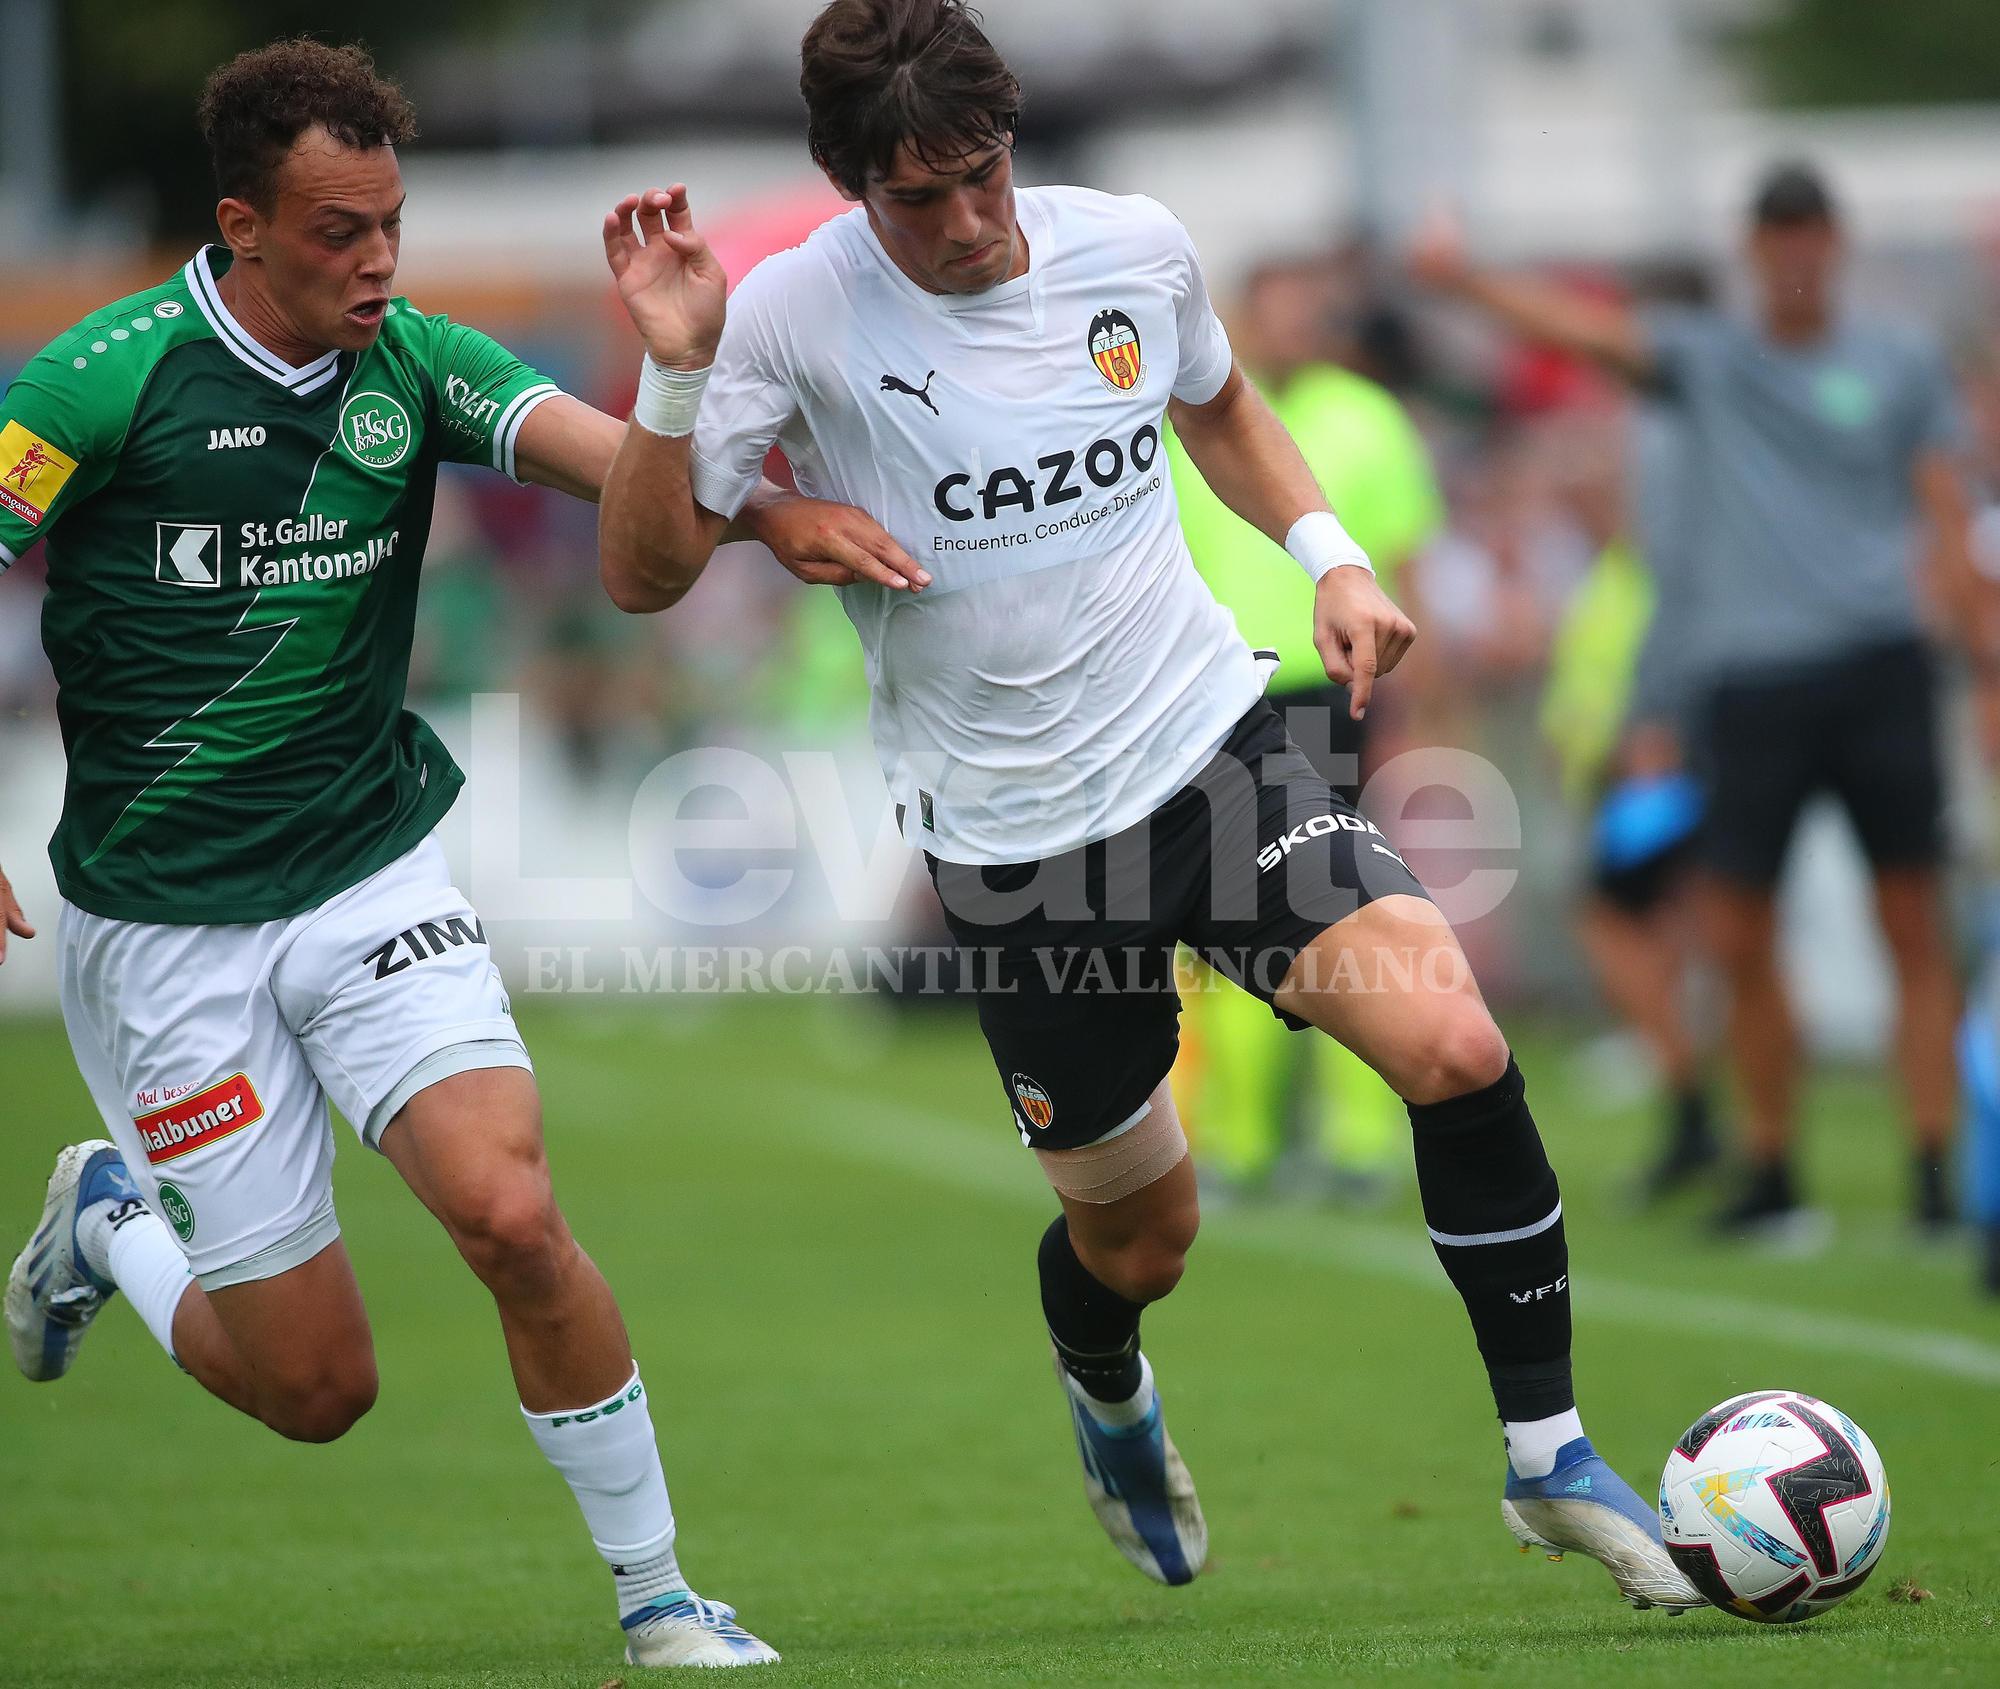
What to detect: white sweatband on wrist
<box><xmin>1285</xmin><ymin>510</ymin><xmax>1374</xmax><ymax>582</ymax></box>
<box><xmin>633</xmin><ymin>354</ymin><xmax>712</xmax><ymax>438</ymax></box>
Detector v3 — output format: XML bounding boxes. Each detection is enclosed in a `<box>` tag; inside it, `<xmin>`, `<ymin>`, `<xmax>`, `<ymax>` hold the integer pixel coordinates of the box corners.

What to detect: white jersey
<box><xmin>690</xmin><ymin>185</ymin><xmax>1269</xmax><ymax>863</ymax></box>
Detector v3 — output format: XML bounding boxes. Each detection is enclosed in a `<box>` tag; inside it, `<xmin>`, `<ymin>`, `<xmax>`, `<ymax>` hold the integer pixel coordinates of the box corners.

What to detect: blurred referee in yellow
<box><xmin>1167</xmin><ymin>254</ymin><xmax>1445</xmax><ymax>1198</ymax></box>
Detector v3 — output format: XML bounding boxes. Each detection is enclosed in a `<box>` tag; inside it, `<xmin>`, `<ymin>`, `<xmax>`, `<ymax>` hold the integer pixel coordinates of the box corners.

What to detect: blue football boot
<box><xmin>7</xmin><ymin>1141</ymin><xmax>139</xmax><ymax>1382</ymax></box>
<box><xmin>1057</xmin><ymin>1353</ymin><xmax>1207</xmax><ymax>1585</ymax></box>
<box><xmin>1503</xmin><ymin>1435</ymin><xmax>1702</xmax><ymax>1611</ymax></box>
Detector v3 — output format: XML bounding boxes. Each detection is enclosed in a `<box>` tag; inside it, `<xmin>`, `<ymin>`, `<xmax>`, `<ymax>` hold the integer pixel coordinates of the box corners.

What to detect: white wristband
<box><xmin>633</xmin><ymin>354</ymin><xmax>712</xmax><ymax>437</ymax></box>
<box><xmin>1285</xmin><ymin>510</ymin><xmax>1373</xmax><ymax>582</ymax></box>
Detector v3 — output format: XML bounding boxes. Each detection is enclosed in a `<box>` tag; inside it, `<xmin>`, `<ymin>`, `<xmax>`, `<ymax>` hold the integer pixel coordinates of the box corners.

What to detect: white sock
<box><xmin>1504</xmin><ymin>1407</ymin><xmax>1586</xmax><ymax>1479</ymax></box>
<box><xmin>77</xmin><ymin>1193</ymin><xmax>194</xmax><ymax>1362</ymax></box>
<box><xmin>522</xmin><ymin>1365</ymin><xmax>686</xmax><ymax>1621</ymax></box>
<box><xmin>1063</xmin><ymin>1350</ymin><xmax>1157</xmax><ymax>1431</ymax></box>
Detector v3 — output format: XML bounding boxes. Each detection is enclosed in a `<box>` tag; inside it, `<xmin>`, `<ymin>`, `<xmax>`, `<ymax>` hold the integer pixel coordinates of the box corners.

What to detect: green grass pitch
<box><xmin>3</xmin><ymin>998</ymin><xmax>1997</xmax><ymax>1686</ymax></box>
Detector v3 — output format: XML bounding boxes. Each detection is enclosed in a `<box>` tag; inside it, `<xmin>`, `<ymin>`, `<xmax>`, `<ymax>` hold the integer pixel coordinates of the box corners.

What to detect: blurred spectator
<box><xmin>1537</xmin><ymin>279</ymin><xmax>1720</xmax><ymax>1198</ymax></box>
<box><xmin>1415</xmin><ymin>162</ymin><xmax>1993</xmax><ymax>1243</ymax></box>
<box><xmin>1165</xmin><ymin>251</ymin><xmax>1446</xmax><ymax>1199</ymax></box>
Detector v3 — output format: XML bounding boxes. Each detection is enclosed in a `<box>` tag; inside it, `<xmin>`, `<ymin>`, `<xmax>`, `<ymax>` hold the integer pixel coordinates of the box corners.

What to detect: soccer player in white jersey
<box><xmin>596</xmin><ymin>0</ymin><xmax>1701</xmax><ymax>1615</ymax></box>
<box><xmin>2</xmin><ymin>39</ymin><xmax>918</xmax><ymax>1673</ymax></box>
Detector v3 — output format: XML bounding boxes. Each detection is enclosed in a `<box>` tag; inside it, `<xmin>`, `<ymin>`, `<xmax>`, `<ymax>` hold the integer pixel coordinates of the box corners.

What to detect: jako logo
<box><xmin>134</xmin><ymin>1072</ymin><xmax>264</xmax><ymax>1164</ymax></box>
<box><xmin>207</xmin><ymin>425</ymin><xmax>267</xmax><ymax>450</ymax></box>
<box><xmin>338</xmin><ymin>391</ymin><xmax>413</xmax><ymax>470</ymax></box>
<box><xmin>1257</xmin><ymin>811</ymin><xmax>1385</xmax><ymax>872</ymax></box>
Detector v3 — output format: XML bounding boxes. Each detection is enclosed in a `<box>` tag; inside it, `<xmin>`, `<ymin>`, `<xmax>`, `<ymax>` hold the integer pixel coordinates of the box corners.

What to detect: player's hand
<box><xmin>0</xmin><ymin>863</ymin><xmax>34</xmax><ymax>965</ymax></box>
<box><xmin>602</xmin><ymin>185</ymin><xmax>728</xmax><ymax>368</ymax></box>
<box><xmin>1406</xmin><ymin>209</ymin><xmax>1472</xmax><ymax>292</ymax></box>
<box><xmin>1313</xmin><ymin>566</ymin><xmax>1416</xmax><ymax>719</ymax></box>
<box><xmin>1619</xmin><ymin>722</ymin><xmax>1682</xmax><ymax>779</ymax></box>
<box><xmin>746</xmin><ymin>493</ymin><xmax>933</xmax><ymax>592</ymax></box>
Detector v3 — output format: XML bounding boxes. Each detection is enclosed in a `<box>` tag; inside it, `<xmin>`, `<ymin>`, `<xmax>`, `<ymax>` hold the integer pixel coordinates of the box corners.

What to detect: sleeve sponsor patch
<box><xmin>0</xmin><ymin>419</ymin><xmax>79</xmax><ymax>526</ymax></box>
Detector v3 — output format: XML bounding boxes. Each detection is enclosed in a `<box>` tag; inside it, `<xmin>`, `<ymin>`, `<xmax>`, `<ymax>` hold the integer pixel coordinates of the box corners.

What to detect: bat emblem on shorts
<box><xmin>1012</xmin><ymin>1072</ymin><xmax>1055</xmax><ymax>1131</ymax></box>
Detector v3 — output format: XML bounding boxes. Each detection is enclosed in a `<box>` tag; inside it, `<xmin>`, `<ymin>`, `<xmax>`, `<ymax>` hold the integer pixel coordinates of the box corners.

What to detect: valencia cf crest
<box><xmin>1012</xmin><ymin>1072</ymin><xmax>1055</xmax><ymax>1132</ymax></box>
<box><xmin>1088</xmin><ymin>308</ymin><xmax>1143</xmax><ymax>392</ymax></box>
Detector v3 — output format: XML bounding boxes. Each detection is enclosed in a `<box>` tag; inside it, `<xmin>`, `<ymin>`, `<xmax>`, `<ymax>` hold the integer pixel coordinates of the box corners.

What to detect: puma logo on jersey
<box><xmin>207</xmin><ymin>426</ymin><xmax>267</xmax><ymax>450</ymax></box>
<box><xmin>880</xmin><ymin>370</ymin><xmax>939</xmax><ymax>416</ymax></box>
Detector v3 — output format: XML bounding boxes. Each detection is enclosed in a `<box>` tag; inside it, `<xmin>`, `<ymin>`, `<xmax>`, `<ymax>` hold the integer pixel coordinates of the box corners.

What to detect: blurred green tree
<box><xmin>58</xmin><ymin>1</ymin><xmax>641</xmax><ymax>244</ymax></box>
<box><xmin>1743</xmin><ymin>0</ymin><xmax>2000</xmax><ymax>106</ymax></box>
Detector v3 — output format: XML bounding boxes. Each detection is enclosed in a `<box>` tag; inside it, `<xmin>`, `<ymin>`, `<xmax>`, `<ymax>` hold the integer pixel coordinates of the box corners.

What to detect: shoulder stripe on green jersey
<box><xmin>0</xmin><ymin>538</ymin><xmax>15</xmax><ymax>568</ymax></box>
<box><xmin>493</xmin><ymin>382</ymin><xmax>559</xmax><ymax>479</ymax></box>
<box><xmin>184</xmin><ymin>249</ymin><xmax>343</xmax><ymax>397</ymax></box>
<box><xmin>295</xmin><ymin>364</ymin><xmax>361</xmax><ymax>513</ymax></box>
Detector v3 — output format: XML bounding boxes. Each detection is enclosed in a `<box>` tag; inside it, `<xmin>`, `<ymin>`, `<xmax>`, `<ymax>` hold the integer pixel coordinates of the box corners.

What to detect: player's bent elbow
<box><xmin>600</xmin><ymin>558</ymin><xmax>689</xmax><ymax>615</ymax></box>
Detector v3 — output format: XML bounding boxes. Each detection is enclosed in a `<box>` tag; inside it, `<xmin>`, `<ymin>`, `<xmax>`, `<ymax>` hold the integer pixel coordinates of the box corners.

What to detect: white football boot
<box><xmin>7</xmin><ymin>1141</ymin><xmax>138</xmax><ymax>1382</ymax></box>
<box><xmin>1502</xmin><ymin>1435</ymin><xmax>1703</xmax><ymax>1612</ymax></box>
<box><xmin>622</xmin><ymin>1595</ymin><xmax>780</xmax><ymax>1668</ymax></box>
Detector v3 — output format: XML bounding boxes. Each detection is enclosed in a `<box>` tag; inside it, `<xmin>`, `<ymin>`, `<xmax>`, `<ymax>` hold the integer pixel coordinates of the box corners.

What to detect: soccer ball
<box><xmin>1659</xmin><ymin>1390</ymin><xmax>1890</xmax><ymax>1624</ymax></box>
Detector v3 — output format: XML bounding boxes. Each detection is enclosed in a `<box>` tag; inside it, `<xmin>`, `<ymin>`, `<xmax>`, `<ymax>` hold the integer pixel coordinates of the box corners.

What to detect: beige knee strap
<box><xmin>1035</xmin><ymin>1101</ymin><xmax>1190</xmax><ymax>1204</ymax></box>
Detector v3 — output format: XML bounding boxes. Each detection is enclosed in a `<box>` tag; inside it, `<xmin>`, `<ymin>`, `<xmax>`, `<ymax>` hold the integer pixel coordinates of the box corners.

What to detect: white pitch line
<box><xmin>770</xmin><ymin>1086</ymin><xmax>2000</xmax><ymax>1389</ymax></box>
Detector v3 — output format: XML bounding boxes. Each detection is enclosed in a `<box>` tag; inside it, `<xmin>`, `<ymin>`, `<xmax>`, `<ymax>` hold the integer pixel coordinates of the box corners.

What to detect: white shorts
<box><xmin>58</xmin><ymin>836</ymin><xmax>530</xmax><ymax>1289</ymax></box>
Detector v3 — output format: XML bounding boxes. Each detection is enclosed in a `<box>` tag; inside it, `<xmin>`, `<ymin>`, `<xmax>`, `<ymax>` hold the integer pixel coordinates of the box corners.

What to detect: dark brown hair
<box><xmin>198</xmin><ymin>39</ymin><xmax>417</xmax><ymax>212</ymax></box>
<box><xmin>800</xmin><ymin>0</ymin><xmax>1022</xmax><ymax>195</ymax></box>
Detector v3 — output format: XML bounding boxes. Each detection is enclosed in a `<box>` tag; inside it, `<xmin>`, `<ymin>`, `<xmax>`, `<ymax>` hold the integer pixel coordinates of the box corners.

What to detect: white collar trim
<box><xmin>185</xmin><ymin>248</ymin><xmax>344</xmax><ymax>396</ymax></box>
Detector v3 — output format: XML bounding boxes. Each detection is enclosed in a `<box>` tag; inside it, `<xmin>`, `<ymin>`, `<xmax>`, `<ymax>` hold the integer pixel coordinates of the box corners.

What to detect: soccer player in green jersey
<box><xmin>1</xmin><ymin>39</ymin><xmax>918</xmax><ymax>1672</ymax></box>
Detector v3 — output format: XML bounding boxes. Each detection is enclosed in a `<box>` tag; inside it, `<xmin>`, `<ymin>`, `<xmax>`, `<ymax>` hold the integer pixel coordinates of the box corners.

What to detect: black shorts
<box><xmin>1592</xmin><ymin>836</ymin><xmax>1697</xmax><ymax>915</ymax></box>
<box><xmin>1693</xmin><ymin>639</ymin><xmax>1944</xmax><ymax>890</ymax></box>
<box><xmin>927</xmin><ymin>698</ymin><xmax>1431</xmax><ymax>1150</ymax></box>
<box><xmin>1271</xmin><ymin>680</ymin><xmax>1369</xmax><ymax>804</ymax></box>
<box><xmin>1588</xmin><ymin>773</ymin><xmax>1704</xmax><ymax>916</ymax></box>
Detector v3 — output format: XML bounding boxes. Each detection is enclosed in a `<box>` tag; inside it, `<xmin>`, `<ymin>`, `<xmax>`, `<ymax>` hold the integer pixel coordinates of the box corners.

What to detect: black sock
<box><xmin>1038</xmin><ymin>1215</ymin><xmax>1144</xmax><ymax>1402</ymax></box>
<box><xmin>1915</xmin><ymin>1151</ymin><xmax>1951</xmax><ymax>1224</ymax></box>
<box><xmin>1746</xmin><ymin>1155</ymin><xmax>1796</xmax><ymax>1208</ymax></box>
<box><xmin>1672</xmin><ymin>1085</ymin><xmax>1714</xmax><ymax>1151</ymax></box>
<box><xmin>1407</xmin><ymin>1058</ymin><xmax>1574</xmax><ymax>1422</ymax></box>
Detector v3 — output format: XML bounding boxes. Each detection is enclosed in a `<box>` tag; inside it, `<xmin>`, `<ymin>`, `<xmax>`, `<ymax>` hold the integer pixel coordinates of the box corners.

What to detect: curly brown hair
<box><xmin>801</xmin><ymin>0</ymin><xmax>1022</xmax><ymax>196</ymax></box>
<box><xmin>197</xmin><ymin>39</ymin><xmax>417</xmax><ymax>212</ymax></box>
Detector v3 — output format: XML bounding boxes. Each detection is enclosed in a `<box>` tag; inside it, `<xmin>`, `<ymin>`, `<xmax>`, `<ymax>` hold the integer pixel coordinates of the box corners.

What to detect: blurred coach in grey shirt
<box><xmin>1415</xmin><ymin>163</ymin><xmax>1990</xmax><ymax>1242</ymax></box>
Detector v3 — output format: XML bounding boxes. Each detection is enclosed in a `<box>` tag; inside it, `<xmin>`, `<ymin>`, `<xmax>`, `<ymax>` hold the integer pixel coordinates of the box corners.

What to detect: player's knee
<box><xmin>1702</xmin><ymin>898</ymin><xmax>1776</xmax><ymax>974</ymax></box>
<box><xmin>264</xmin><ymin>1366</ymin><xmax>379</xmax><ymax>1444</ymax></box>
<box><xmin>1099</xmin><ymin>1242</ymin><xmax>1186</xmax><ymax>1304</ymax></box>
<box><xmin>1098</xmin><ymin>1216</ymin><xmax>1197</xmax><ymax>1304</ymax></box>
<box><xmin>1402</xmin><ymin>1008</ymin><xmax>1510</xmax><ymax>1106</ymax></box>
<box><xmin>450</xmin><ymin>1180</ymin><xmax>569</xmax><ymax>1294</ymax></box>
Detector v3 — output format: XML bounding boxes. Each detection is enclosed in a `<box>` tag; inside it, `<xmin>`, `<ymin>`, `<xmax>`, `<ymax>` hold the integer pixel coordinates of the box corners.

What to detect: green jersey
<box><xmin>0</xmin><ymin>246</ymin><xmax>560</xmax><ymax>924</ymax></box>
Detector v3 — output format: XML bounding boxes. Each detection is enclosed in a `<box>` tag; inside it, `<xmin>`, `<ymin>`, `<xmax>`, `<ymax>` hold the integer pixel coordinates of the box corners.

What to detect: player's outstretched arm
<box><xmin>1170</xmin><ymin>365</ymin><xmax>1415</xmax><ymax>718</ymax></box>
<box><xmin>0</xmin><ymin>862</ymin><xmax>34</xmax><ymax>964</ymax></box>
<box><xmin>1407</xmin><ymin>212</ymin><xmax>1655</xmax><ymax>385</ymax></box>
<box><xmin>597</xmin><ymin>186</ymin><xmax>731</xmax><ymax>611</ymax></box>
<box><xmin>515</xmin><ymin>390</ymin><xmax>928</xmax><ymax>593</ymax></box>
<box><xmin>515</xmin><ymin>395</ymin><xmax>627</xmax><ymax>502</ymax></box>
<box><xmin>597</xmin><ymin>187</ymin><xmax>927</xmax><ymax>610</ymax></box>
